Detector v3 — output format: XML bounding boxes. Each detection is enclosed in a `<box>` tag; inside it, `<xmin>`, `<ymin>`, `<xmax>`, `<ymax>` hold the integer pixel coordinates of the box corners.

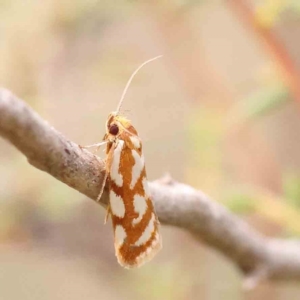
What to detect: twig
<box><xmin>1</xmin><ymin>89</ymin><xmax>300</xmax><ymax>288</ymax></box>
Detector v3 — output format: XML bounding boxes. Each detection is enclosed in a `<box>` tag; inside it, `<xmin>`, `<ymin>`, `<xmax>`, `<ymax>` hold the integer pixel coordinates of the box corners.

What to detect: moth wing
<box><xmin>107</xmin><ymin>130</ymin><xmax>162</xmax><ymax>268</ymax></box>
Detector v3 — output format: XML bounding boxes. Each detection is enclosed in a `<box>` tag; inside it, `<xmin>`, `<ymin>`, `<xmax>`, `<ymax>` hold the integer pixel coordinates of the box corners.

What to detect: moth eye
<box><xmin>109</xmin><ymin>124</ymin><xmax>119</xmax><ymax>135</ymax></box>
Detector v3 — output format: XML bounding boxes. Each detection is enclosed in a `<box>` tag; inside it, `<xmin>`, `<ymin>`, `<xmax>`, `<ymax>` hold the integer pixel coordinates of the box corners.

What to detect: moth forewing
<box><xmin>105</xmin><ymin>114</ymin><xmax>162</xmax><ymax>268</ymax></box>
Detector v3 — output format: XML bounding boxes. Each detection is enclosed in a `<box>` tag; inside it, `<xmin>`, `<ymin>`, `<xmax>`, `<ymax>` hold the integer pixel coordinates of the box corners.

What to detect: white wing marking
<box><xmin>130</xmin><ymin>136</ymin><xmax>140</xmax><ymax>149</ymax></box>
<box><xmin>115</xmin><ymin>225</ymin><xmax>127</xmax><ymax>248</ymax></box>
<box><xmin>110</xmin><ymin>140</ymin><xmax>124</xmax><ymax>187</ymax></box>
<box><xmin>130</xmin><ymin>150</ymin><xmax>144</xmax><ymax>189</ymax></box>
<box><xmin>132</xmin><ymin>194</ymin><xmax>147</xmax><ymax>225</ymax></box>
<box><xmin>134</xmin><ymin>213</ymin><xmax>155</xmax><ymax>246</ymax></box>
<box><xmin>142</xmin><ymin>177</ymin><xmax>150</xmax><ymax>197</ymax></box>
<box><xmin>135</xmin><ymin>232</ymin><xmax>162</xmax><ymax>267</ymax></box>
<box><xmin>110</xmin><ymin>189</ymin><xmax>125</xmax><ymax>218</ymax></box>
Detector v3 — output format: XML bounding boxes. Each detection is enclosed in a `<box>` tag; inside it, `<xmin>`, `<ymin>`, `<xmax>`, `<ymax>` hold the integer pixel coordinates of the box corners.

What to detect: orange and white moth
<box><xmin>85</xmin><ymin>56</ymin><xmax>162</xmax><ymax>268</ymax></box>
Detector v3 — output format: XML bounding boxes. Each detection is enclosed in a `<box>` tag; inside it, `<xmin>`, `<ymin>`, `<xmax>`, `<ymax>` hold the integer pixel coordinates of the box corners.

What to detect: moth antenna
<box><xmin>116</xmin><ymin>55</ymin><xmax>163</xmax><ymax>115</ymax></box>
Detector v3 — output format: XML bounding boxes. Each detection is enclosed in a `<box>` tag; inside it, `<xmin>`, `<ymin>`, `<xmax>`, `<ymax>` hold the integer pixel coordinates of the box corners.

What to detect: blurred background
<box><xmin>1</xmin><ymin>0</ymin><xmax>300</xmax><ymax>299</ymax></box>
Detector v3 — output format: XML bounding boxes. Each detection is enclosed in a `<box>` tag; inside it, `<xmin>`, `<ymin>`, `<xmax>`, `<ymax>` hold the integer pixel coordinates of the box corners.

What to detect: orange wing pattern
<box><xmin>105</xmin><ymin>113</ymin><xmax>162</xmax><ymax>268</ymax></box>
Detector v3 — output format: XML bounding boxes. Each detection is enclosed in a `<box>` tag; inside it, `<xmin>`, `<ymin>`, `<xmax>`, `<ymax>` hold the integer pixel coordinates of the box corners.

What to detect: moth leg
<box><xmin>96</xmin><ymin>170</ymin><xmax>108</xmax><ymax>202</ymax></box>
<box><xmin>80</xmin><ymin>141</ymin><xmax>108</xmax><ymax>152</ymax></box>
<box><xmin>81</xmin><ymin>141</ymin><xmax>108</xmax><ymax>148</ymax></box>
<box><xmin>98</xmin><ymin>145</ymin><xmax>115</xmax><ymax>223</ymax></box>
<box><xmin>96</xmin><ymin>170</ymin><xmax>111</xmax><ymax>224</ymax></box>
<box><xmin>104</xmin><ymin>204</ymin><xmax>111</xmax><ymax>224</ymax></box>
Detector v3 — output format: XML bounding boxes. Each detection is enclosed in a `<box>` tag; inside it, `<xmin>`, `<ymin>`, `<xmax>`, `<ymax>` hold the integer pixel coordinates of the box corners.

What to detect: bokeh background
<box><xmin>1</xmin><ymin>1</ymin><xmax>300</xmax><ymax>299</ymax></box>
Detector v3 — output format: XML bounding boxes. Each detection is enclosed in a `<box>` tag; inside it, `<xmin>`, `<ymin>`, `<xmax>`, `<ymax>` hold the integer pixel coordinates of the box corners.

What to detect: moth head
<box><xmin>106</xmin><ymin>112</ymin><xmax>133</xmax><ymax>140</ymax></box>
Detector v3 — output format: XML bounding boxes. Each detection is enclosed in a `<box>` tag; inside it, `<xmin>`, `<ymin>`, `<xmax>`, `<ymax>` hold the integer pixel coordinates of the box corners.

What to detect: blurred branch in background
<box><xmin>1</xmin><ymin>89</ymin><xmax>300</xmax><ymax>289</ymax></box>
<box><xmin>226</xmin><ymin>0</ymin><xmax>300</xmax><ymax>108</ymax></box>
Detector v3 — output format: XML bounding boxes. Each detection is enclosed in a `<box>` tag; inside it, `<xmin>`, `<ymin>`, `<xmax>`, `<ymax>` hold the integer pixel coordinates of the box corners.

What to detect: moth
<box><xmin>84</xmin><ymin>56</ymin><xmax>162</xmax><ymax>268</ymax></box>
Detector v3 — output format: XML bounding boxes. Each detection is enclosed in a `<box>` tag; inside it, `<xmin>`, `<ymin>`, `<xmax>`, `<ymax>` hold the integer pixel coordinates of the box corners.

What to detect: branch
<box><xmin>1</xmin><ymin>89</ymin><xmax>300</xmax><ymax>288</ymax></box>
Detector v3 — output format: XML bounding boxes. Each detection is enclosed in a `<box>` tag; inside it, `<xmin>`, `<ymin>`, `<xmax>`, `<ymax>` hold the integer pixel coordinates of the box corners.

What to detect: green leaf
<box><xmin>224</xmin><ymin>193</ymin><xmax>256</xmax><ymax>215</ymax></box>
<box><xmin>243</xmin><ymin>84</ymin><xmax>289</xmax><ymax>119</ymax></box>
<box><xmin>283</xmin><ymin>172</ymin><xmax>300</xmax><ymax>209</ymax></box>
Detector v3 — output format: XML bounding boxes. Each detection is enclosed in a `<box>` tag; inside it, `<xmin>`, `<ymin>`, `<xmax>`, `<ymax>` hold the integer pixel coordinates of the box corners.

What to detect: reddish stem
<box><xmin>226</xmin><ymin>0</ymin><xmax>300</xmax><ymax>108</ymax></box>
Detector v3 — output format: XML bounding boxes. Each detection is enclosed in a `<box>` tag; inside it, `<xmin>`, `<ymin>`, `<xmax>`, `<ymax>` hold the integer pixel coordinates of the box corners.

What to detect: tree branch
<box><xmin>1</xmin><ymin>89</ymin><xmax>300</xmax><ymax>288</ymax></box>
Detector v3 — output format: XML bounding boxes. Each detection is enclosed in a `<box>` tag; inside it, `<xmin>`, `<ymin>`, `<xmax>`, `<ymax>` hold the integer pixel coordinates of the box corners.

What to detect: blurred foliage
<box><xmin>256</xmin><ymin>0</ymin><xmax>288</xmax><ymax>28</ymax></box>
<box><xmin>290</xmin><ymin>0</ymin><xmax>300</xmax><ymax>12</ymax></box>
<box><xmin>248</xmin><ymin>189</ymin><xmax>300</xmax><ymax>236</ymax></box>
<box><xmin>283</xmin><ymin>172</ymin><xmax>300</xmax><ymax>210</ymax></box>
<box><xmin>187</xmin><ymin>108</ymin><xmax>224</xmax><ymax>193</ymax></box>
<box><xmin>0</xmin><ymin>205</ymin><xmax>17</xmax><ymax>241</ymax></box>
<box><xmin>39</xmin><ymin>184</ymin><xmax>83</xmax><ymax>223</ymax></box>
<box><xmin>221</xmin><ymin>187</ymin><xmax>300</xmax><ymax>237</ymax></box>
<box><xmin>50</xmin><ymin>0</ymin><xmax>137</xmax><ymax>32</ymax></box>
<box><xmin>132</xmin><ymin>264</ymin><xmax>190</xmax><ymax>300</ymax></box>
<box><xmin>229</xmin><ymin>83</ymin><xmax>290</xmax><ymax>126</ymax></box>
<box><xmin>224</xmin><ymin>192</ymin><xmax>257</xmax><ymax>215</ymax></box>
<box><xmin>256</xmin><ymin>0</ymin><xmax>300</xmax><ymax>28</ymax></box>
<box><xmin>243</xmin><ymin>83</ymin><xmax>289</xmax><ymax>118</ymax></box>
